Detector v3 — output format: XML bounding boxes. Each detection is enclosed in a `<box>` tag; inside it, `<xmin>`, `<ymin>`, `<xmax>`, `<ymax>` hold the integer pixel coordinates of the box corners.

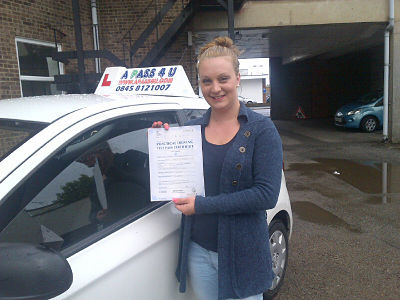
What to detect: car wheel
<box><xmin>264</xmin><ymin>220</ymin><xmax>288</xmax><ymax>300</ymax></box>
<box><xmin>360</xmin><ymin>116</ymin><xmax>378</xmax><ymax>132</ymax></box>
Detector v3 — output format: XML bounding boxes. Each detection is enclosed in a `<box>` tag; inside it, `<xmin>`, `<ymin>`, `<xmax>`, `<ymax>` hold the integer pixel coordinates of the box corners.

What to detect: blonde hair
<box><xmin>198</xmin><ymin>36</ymin><xmax>241</xmax><ymax>74</ymax></box>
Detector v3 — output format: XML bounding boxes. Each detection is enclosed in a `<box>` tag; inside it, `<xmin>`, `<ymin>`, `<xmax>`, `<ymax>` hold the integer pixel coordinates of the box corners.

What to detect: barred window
<box><xmin>16</xmin><ymin>38</ymin><xmax>63</xmax><ymax>97</ymax></box>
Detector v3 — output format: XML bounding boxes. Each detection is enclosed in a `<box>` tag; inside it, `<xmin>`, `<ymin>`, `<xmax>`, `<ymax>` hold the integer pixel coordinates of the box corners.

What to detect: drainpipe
<box><xmin>91</xmin><ymin>0</ymin><xmax>101</xmax><ymax>73</ymax></box>
<box><xmin>383</xmin><ymin>0</ymin><xmax>394</xmax><ymax>142</ymax></box>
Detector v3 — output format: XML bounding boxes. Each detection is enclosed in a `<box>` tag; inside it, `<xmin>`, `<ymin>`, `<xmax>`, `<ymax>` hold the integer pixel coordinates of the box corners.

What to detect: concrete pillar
<box><xmin>269</xmin><ymin>58</ymin><xmax>282</xmax><ymax>120</ymax></box>
<box><xmin>390</xmin><ymin>15</ymin><xmax>400</xmax><ymax>142</ymax></box>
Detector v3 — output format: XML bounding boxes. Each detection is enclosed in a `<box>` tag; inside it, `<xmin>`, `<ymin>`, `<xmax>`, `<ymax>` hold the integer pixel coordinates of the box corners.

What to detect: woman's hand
<box><xmin>152</xmin><ymin>121</ymin><xmax>169</xmax><ymax>130</ymax></box>
<box><xmin>96</xmin><ymin>209</ymin><xmax>108</xmax><ymax>221</ymax></box>
<box><xmin>173</xmin><ymin>196</ymin><xmax>196</xmax><ymax>215</ymax></box>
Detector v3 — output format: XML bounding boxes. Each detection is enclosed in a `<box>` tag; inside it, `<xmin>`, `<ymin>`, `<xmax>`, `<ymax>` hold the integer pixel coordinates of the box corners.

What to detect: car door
<box><xmin>0</xmin><ymin>104</ymin><xmax>195</xmax><ymax>300</ymax></box>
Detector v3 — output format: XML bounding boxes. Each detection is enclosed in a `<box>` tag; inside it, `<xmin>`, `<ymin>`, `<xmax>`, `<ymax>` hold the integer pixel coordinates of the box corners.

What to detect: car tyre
<box><xmin>264</xmin><ymin>220</ymin><xmax>289</xmax><ymax>300</ymax></box>
<box><xmin>360</xmin><ymin>116</ymin><xmax>378</xmax><ymax>132</ymax></box>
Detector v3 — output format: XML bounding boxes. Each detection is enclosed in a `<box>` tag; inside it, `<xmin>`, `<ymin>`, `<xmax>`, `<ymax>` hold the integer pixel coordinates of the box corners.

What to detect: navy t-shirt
<box><xmin>191</xmin><ymin>128</ymin><xmax>235</xmax><ymax>252</ymax></box>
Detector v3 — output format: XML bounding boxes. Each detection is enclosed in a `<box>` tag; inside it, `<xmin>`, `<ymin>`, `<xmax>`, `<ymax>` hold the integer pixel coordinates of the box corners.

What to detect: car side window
<box><xmin>182</xmin><ymin>109</ymin><xmax>207</xmax><ymax>121</ymax></box>
<box><xmin>0</xmin><ymin>111</ymin><xmax>178</xmax><ymax>253</ymax></box>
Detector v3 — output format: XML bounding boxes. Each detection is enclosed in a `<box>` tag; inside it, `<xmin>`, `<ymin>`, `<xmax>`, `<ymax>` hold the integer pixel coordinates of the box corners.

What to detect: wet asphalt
<box><xmin>271</xmin><ymin>117</ymin><xmax>400</xmax><ymax>300</ymax></box>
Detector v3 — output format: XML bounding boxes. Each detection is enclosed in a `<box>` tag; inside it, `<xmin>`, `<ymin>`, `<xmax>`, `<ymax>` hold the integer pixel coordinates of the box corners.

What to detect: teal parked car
<box><xmin>334</xmin><ymin>91</ymin><xmax>383</xmax><ymax>132</ymax></box>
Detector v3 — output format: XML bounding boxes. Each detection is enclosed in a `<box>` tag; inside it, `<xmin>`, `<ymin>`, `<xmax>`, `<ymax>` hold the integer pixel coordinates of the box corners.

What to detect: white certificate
<box><xmin>148</xmin><ymin>125</ymin><xmax>205</xmax><ymax>201</ymax></box>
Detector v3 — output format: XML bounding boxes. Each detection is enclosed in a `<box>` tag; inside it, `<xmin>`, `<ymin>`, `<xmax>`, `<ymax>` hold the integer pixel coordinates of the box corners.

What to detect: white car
<box><xmin>238</xmin><ymin>95</ymin><xmax>254</xmax><ymax>104</ymax></box>
<box><xmin>0</xmin><ymin>66</ymin><xmax>292</xmax><ymax>300</ymax></box>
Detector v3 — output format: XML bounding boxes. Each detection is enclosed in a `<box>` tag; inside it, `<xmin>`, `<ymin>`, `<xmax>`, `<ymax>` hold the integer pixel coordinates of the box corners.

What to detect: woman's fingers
<box><xmin>172</xmin><ymin>197</ymin><xmax>189</xmax><ymax>204</ymax></box>
<box><xmin>152</xmin><ymin>121</ymin><xmax>162</xmax><ymax>128</ymax></box>
<box><xmin>151</xmin><ymin>121</ymin><xmax>169</xmax><ymax>130</ymax></box>
<box><xmin>172</xmin><ymin>197</ymin><xmax>195</xmax><ymax>215</ymax></box>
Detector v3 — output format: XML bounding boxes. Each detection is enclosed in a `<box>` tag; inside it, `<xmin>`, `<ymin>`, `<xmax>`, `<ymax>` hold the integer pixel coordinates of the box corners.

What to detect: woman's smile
<box><xmin>211</xmin><ymin>94</ymin><xmax>225</xmax><ymax>101</ymax></box>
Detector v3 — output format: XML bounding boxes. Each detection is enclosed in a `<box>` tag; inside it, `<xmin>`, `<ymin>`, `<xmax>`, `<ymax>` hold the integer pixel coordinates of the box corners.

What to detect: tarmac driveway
<box><xmin>273</xmin><ymin>118</ymin><xmax>400</xmax><ymax>299</ymax></box>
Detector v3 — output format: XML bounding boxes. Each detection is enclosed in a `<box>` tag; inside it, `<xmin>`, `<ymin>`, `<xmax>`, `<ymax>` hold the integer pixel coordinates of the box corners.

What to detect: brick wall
<box><xmin>0</xmin><ymin>128</ymin><xmax>29</xmax><ymax>158</ymax></box>
<box><xmin>0</xmin><ymin>0</ymin><xmax>197</xmax><ymax>100</ymax></box>
<box><xmin>158</xmin><ymin>28</ymin><xmax>199</xmax><ymax>93</ymax></box>
<box><xmin>97</xmin><ymin>0</ymin><xmax>191</xmax><ymax>68</ymax></box>
<box><xmin>97</xmin><ymin>0</ymin><xmax>151</xmax><ymax>68</ymax></box>
<box><xmin>0</xmin><ymin>0</ymin><xmax>94</xmax><ymax>100</ymax></box>
<box><xmin>90</xmin><ymin>0</ymin><xmax>196</xmax><ymax>88</ymax></box>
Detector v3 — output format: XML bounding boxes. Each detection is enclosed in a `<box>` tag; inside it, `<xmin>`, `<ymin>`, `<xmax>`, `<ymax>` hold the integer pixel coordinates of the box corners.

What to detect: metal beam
<box><xmin>54</xmin><ymin>73</ymin><xmax>102</xmax><ymax>83</ymax></box>
<box><xmin>228</xmin><ymin>0</ymin><xmax>234</xmax><ymax>41</ymax></box>
<box><xmin>139</xmin><ymin>1</ymin><xmax>196</xmax><ymax>67</ymax></box>
<box><xmin>216</xmin><ymin>0</ymin><xmax>227</xmax><ymax>10</ymax></box>
<box><xmin>72</xmin><ymin>0</ymin><xmax>86</xmax><ymax>93</ymax></box>
<box><xmin>129</xmin><ymin>0</ymin><xmax>177</xmax><ymax>58</ymax></box>
<box><xmin>52</xmin><ymin>50</ymin><xmax>127</xmax><ymax>67</ymax></box>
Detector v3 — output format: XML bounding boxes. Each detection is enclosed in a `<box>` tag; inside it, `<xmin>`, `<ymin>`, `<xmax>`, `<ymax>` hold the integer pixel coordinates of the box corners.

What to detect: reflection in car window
<box><xmin>0</xmin><ymin>111</ymin><xmax>178</xmax><ymax>252</ymax></box>
<box><xmin>0</xmin><ymin>120</ymin><xmax>47</xmax><ymax>162</ymax></box>
<box><xmin>183</xmin><ymin>109</ymin><xmax>207</xmax><ymax>121</ymax></box>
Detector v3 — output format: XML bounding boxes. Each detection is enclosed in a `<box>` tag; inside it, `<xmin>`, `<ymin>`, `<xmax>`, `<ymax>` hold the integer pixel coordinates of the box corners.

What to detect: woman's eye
<box><xmin>202</xmin><ymin>79</ymin><xmax>211</xmax><ymax>84</ymax></box>
<box><xmin>219</xmin><ymin>77</ymin><xmax>228</xmax><ymax>82</ymax></box>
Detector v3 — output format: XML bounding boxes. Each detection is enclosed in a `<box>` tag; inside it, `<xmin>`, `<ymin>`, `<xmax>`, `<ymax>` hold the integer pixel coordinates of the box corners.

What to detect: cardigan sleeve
<box><xmin>194</xmin><ymin>121</ymin><xmax>283</xmax><ymax>215</ymax></box>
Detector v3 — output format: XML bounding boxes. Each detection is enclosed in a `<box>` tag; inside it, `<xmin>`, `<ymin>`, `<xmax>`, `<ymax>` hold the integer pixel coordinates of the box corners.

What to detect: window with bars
<box><xmin>16</xmin><ymin>38</ymin><xmax>64</xmax><ymax>97</ymax></box>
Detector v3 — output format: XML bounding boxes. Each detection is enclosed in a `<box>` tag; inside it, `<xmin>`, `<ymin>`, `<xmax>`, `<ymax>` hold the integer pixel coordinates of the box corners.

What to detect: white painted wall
<box><xmin>239</xmin><ymin>78</ymin><xmax>263</xmax><ymax>103</ymax></box>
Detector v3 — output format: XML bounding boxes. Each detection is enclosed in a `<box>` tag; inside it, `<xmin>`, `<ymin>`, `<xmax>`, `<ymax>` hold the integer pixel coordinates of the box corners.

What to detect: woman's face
<box><xmin>198</xmin><ymin>56</ymin><xmax>240</xmax><ymax>112</ymax></box>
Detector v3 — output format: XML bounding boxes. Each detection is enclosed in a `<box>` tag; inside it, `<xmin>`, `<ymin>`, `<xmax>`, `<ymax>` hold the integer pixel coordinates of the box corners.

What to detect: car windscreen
<box><xmin>357</xmin><ymin>91</ymin><xmax>383</xmax><ymax>104</ymax></box>
<box><xmin>0</xmin><ymin>119</ymin><xmax>48</xmax><ymax>162</ymax></box>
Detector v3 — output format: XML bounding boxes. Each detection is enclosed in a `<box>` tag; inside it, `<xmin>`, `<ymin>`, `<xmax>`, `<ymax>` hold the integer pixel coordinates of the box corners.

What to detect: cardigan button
<box><xmin>232</xmin><ymin>180</ymin><xmax>238</xmax><ymax>186</ymax></box>
<box><xmin>244</xmin><ymin>130</ymin><xmax>251</xmax><ymax>137</ymax></box>
<box><xmin>235</xmin><ymin>163</ymin><xmax>242</xmax><ymax>170</ymax></box>
<box><xmin>239</xmin><ymin>146</ymin><xmax>246</xmax><ymax>153</ymax></box>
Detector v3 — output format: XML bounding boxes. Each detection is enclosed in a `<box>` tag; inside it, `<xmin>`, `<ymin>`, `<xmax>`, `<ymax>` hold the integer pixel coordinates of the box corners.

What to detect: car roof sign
<box><xmin>95</xmin><ymin>65</ymin><xmax>196</xmax><ymax>97</ymax></box>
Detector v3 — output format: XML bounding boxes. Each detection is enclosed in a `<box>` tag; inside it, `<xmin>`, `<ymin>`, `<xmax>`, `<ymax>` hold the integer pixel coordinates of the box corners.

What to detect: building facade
<box><xmin>0</xmin><ymin>0</ymin><xmax>195</xmax><ymax>100</ymax></box>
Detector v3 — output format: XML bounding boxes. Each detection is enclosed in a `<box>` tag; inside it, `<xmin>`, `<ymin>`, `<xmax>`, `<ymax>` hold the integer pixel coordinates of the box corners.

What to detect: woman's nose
<box><xmin>210</xmin><ymin>82</ymin><xmax>221</xmax><ymax>93</ymax></box>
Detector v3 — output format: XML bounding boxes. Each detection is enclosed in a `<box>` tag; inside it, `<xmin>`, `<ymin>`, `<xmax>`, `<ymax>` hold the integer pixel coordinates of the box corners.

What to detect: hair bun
<box><xmin>197</xmin><ymin>36</ymin><xmax>241</xmax><ymax>74</ymax></box>
<box><xmin>213</xmin><ymin>36</ymin><xmax>234</xmax><ymax>48</ymax></box>
<box><xmin>198</xmin><ymin>36</ymin><xmax>240</xmax><ymax>57</ymax></box>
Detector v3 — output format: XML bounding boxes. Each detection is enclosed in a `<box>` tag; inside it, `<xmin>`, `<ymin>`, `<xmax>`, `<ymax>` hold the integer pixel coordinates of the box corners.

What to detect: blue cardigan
<box><xmin>176</xmin><ymin>102</ymin><xmax>283</xmax><ymax>300</ymax></box>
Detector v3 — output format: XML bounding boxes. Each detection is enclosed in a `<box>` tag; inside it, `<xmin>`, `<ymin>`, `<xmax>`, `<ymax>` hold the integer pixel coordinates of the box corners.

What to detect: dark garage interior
<box><xmin>270</xmin><ymin>44</ymin><xmax>384</xmax><ymax>120</ymax></box>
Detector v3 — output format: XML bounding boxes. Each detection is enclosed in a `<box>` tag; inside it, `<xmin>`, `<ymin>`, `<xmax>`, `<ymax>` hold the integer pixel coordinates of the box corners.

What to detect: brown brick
<box><xmin>0</xmin><ymin>0</ymin><xmax>197</xmax><ymax>100</ymax></box>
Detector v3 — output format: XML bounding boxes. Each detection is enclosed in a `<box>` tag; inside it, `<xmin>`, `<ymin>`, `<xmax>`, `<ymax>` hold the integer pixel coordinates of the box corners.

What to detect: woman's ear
<box><xmin>236</xmin><ymin>73</ymin><xmax>241</xmax><ymax>87</ymax></box>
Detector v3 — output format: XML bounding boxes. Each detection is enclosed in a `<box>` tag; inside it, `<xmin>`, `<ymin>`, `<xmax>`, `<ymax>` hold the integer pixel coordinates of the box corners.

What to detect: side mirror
<box><xmin>0</xmin><ymin>243</ymin><xmax>73</xmax><ymax>300</ymax></box>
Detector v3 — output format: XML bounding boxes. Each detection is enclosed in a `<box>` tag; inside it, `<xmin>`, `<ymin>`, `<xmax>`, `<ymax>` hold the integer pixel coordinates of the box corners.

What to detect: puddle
<box><xmin>292</xmin><ymin>201</ymin><xmax>362</xmax><ymax>233</ymax></box>
<box><xmin>288</xmin><ymin>159</ymin><xmax>400</xmax><ymax>194</ymax></box>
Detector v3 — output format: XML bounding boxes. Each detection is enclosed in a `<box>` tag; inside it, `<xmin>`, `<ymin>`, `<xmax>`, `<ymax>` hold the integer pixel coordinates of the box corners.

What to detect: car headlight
<box><xmin>347</xmin><ymin>109</ymin><xmax>361</xmax><ymax>116</ymax></box>
<box><xmin>336</xmin><ymin>111</ymin><xmax>343</xmax><ymax>117</ymax></box>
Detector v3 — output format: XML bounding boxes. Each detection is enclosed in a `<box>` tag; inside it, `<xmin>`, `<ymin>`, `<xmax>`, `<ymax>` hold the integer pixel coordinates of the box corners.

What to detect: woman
<box><xmin>156</xmin><ymin>36</ymin><xmax>282</xmax><ymax>300</ymax></box>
